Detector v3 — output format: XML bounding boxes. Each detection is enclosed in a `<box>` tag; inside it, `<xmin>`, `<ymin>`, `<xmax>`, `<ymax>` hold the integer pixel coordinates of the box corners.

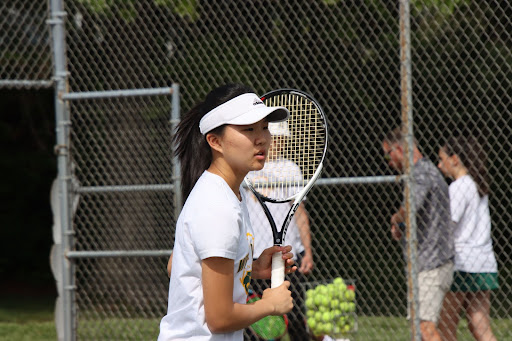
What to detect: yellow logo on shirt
<box><xmin>238</xmin><ymin>232</ymin><xmax>254</xmax><ymax>295</ymax></box>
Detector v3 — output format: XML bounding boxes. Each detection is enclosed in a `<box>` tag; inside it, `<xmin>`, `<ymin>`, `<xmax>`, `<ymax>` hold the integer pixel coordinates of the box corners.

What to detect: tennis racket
<box><xmin>247</xmin><ymin>289</ymin><xmax>289</xmax><ymax>340</ymax></box>
<box><xmin>245</xmin><ymin>89</ymin><xmax>328</xmax><ymax>288</ymax></box>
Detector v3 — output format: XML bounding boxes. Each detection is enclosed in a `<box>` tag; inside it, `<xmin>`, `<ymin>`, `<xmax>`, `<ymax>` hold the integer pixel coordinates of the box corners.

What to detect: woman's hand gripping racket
<box><xmin>245</xmin><ymin>89</ymin><xmax>328</xmax><ymax>288</ymax></box>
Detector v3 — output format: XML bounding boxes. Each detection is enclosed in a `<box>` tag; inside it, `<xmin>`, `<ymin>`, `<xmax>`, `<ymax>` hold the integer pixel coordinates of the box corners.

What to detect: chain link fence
<box><xmin>3</xmin><ymin>0</ymin><xmax>511</xmax><ymax>340</ymax></box>
<box><xmin>0</xmin><ymin>1</ymin><xmax>53</xmax><ymax>88</ymax></box>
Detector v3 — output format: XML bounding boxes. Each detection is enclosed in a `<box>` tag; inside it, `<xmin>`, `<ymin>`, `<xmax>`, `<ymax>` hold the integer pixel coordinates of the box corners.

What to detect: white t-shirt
<box><xmin>158</xmin><ymin>171</ymin><xmax>254</xmax><ymax>341</ymax></box>
<box><xmin>449</xmin><ymin>175</ymin><xmax>497</xmax><ymax>273</ymax></box>
<box><xmin>245</xmin><ymin>159</ymin><xmax>305</xmax><ymax>259</ymax></box>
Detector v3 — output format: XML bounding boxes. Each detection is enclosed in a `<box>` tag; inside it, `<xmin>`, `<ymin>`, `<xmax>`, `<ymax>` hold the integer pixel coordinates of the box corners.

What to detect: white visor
<box><xmin>199</xmin><ymin>93</ymin><xmax>289</xmax><ymax>135</ymax></box>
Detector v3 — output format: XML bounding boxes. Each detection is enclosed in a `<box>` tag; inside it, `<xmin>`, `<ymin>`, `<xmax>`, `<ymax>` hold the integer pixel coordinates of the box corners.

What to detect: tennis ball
<box><xmin>306</xmin><ymin>288</ymin><xmax>315</xmax><ymax>299</ymax></box>
<box><xmin>306</xmin><ymin>309</ymin><xmax>315</xmax><ymax>318</ymax></box>
<box><xmin>313</xmin><ymin>293</ymin><xmax>323</xmax><ymax>306</ymax></box>
<box><xmin>332</xmin><ymin>308</ymin><xmax>341</xmax><ymax>318</ymax></box>
<box><xmin>330</xmin><ymin>298</ymin><xmax>340</xmax><ymax>309</ymax></box>
<box><xmin>334</xmin><ymin>277</ymin><xmax>347</xmax><ymax>290</ymax></box>
<box><xmin>314</xmin><ymin>310</ymin><xmax>323</xmax><ymax>321</ymax></box>
<box><xmin>339</xmin><ymin>302</ymin><xmax>350</xmax><ymax>312</ymax></box>
<box><xmin>316</xmin><ymin>284</ymin><xmax>328</xmax><ymax>295</ymax></box>
<box><xmin>337</xmin><ymin>316</ymin><xmax>346</xmax><ymax>328</ymax></box>
<box><xmin>320</xmin><ymin>295</ymin><xmax>330</xmax><ymax>307</ymax></box>
<box><xmin>345</xmin><ymin>289</ymin><xmax>356</xmax><ymax>301</ymax></box>
<box><xmin>326</xmin><ymin>283</ymin><xmax>337</xmax><ymax>297</ymax></box>
<box><xmin>347</xmin><ymin>302</ymin><xmax>356</xmax><ymax>312</ymax></box>
<box><xmin>307</xmin><ymin>317</ymin><xmax>317</xmax><ymax>330</ymax></box>
<box><xmin>323</xmin><ymin>322</ymin><xmax>333</xmax><ymax>334</ymax></box>
<box><xmin>321</xmin><ymin>311</ymin><xmax>331</xmax><ymax>322</ymax></box>
<box><xmin>305</xmin><ymin>297</ymin><xmax>315</xmax><ymax>310</ymax></box>
<box><xmin>318</xmin><ymin>305</ymin><xmax>328</xmax><ymax>312</ymax></box>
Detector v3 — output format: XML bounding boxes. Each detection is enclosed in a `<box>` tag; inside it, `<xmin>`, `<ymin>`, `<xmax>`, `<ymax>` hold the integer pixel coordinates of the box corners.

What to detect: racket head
<box><xmin>247</xmin><ymin>292</ymin><xmax>289</xmax><ymax>340</ymax></box>
<box><xmin>245</xmin><ymin>89</ymin><xmax>328</xmax><ymax>203</ymax></box>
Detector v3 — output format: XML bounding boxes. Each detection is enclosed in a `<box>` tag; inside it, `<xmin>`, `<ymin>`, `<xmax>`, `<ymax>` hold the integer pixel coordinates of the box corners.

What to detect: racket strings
<box><xmin>249</xmin><ymin>93</ymin><xmax>326</xmax><ymax>201</ymax></box>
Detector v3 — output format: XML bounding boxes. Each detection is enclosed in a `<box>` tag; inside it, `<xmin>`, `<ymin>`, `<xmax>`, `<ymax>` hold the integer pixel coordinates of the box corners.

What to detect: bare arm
<box><xmin>202</xmin><ymin>257</ymin><xmax>293</xmax><ymax>333</ymax></box>
<box><xmin>167</xmin><ymin>252</ymin><xmax>173</xmax><ymax>277</ymax></box>
<box><xmin>295</xmin><ymin>203</ymin><xmax>313</xmax><ymax>275</ymax></box>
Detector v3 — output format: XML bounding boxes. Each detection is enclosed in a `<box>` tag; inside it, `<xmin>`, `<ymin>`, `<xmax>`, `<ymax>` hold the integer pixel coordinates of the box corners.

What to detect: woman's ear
<box><xmin>206</xmin><ymin>133</ymin><xmax>223</xmax><ymax>154</ymax></box>
<box><xmin>451</xmin><ymin>154</ymin><xmax>462</xmax><ymax>167</ymax></box>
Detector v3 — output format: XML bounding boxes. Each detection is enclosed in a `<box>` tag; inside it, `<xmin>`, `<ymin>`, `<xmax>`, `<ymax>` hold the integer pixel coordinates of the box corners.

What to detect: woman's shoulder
<box><xmin>451</xmin><ymin>174</ymin><xmax>478</xmax><ymax>191</ymax></box>
<box><xmin>185</xmin><ymin>171</ymin><xmax>240</xmax><ymax>210</ymax></box>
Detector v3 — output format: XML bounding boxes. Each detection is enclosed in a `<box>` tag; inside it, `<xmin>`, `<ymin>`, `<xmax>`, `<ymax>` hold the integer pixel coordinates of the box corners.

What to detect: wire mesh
<box><xmin>4</xmin><ymin>0</ymin><xmax>512</xmax><ymax>340</ymax></box>
<box><xmin>0</xmin><ymin>1</ymin><xmax>53</xmax><ymax>88</ymax></box>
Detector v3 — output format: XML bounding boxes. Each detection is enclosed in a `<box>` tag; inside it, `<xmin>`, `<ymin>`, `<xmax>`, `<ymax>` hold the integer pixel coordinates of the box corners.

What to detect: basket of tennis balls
<box><xmin>302</xmin><ymin>277</ymin><xmax>357</xmax><ymax>338</ymax></box>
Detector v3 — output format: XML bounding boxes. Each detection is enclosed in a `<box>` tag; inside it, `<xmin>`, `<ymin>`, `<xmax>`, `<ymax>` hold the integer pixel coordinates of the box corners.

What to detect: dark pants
<box><xmin>245</xmin><ymin>251</ymin><xmax>309</xmax><ymax>341</ymax></box>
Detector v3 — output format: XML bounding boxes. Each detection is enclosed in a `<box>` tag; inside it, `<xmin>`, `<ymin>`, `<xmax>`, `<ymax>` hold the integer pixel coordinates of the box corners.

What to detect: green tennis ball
<box><xmin>347</xmin><ymin>302</ymin><xmax>356</xmax><ymax>312</ymax></box>
<box><xmin>323</xmin><ymin>322</ymin><xmax>333</xmax><ymax>334</ymax></box>
<box><xmin>306</xmin><ymin>288</ymin><xmax>315</xmax><ymax>299</ymax></box>
<box><xmin>337</xmin><ymin>316</ymin><xmax>346</xmax><ymax>328</ymax></box>
<box><xmin>308</xmin><ymin>318</ymin><xmax>317</xmax><ymax>330</ymax></box>
<box><xmin>330</xmin><ymin>298</ymin><xmax>340</xmax><ymax>309</ymax></box>
<box><xmin>326</xmin><ymin>283</ymin><xmax>337</xmax><ymax>297</ymax></box>
<box><xmin>305</xmin><ymin>297</ymin><xmax>315</xmax><ymax>310</ymax></box>
<box><xmin>345</xmin><ymin>289</ymin><xmax>355</xmax><ymax>301</ymax></box>
<box><xmin>314</xmin><ymin>311</ymin><xmax>323</xmax><ymax>321</ymax></box>
<box><xmin>321</xmin><ymin>311</ymin><xmax>331</xmax><ymax>322</ymax></box>
<box><xmin>321</xmin><ymin>295</ymin><xmax>330</xmax><ymax>307</ymax></box>
<box><xmin>334</xmin><ymin>277</ymin><xmax>347</xmax><ymax>290</ymax></box>
<box><xmin>313</xmin><ymin>293</ymin><xmax>323</xmax><ymax>306</ymax></box>
<box><xmin>316</xmin><ymin>284</ymin><xmax>328</xmax><ymax>295</ymax></box>
<box><xmin>339</xmin><ymin>302</ymin><xmax>350</xmax><ymax>312</ymax></box>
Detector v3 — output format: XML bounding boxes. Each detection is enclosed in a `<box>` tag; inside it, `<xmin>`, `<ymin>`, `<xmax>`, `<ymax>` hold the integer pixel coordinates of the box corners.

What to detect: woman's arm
<box><xmin>167</xmin><ymin>252</ymin><xmax>173</xmax><ymax>278</ymax></box>
<box><xmin>202</xmin><ymin>257</ymin><xmax>293</xmax><ymax>333</ymax></box>
<box><xmin>295</xmin><ymin>203</ymin><xmax>313</xmax><ymax>275</ymax></box>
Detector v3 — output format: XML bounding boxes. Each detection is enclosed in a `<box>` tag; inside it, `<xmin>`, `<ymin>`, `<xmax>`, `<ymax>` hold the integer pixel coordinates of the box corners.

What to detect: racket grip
<box><xmin>271</xmin><ymin>252</ymin><xmax>285</xmax><ymax>288</ymax></box>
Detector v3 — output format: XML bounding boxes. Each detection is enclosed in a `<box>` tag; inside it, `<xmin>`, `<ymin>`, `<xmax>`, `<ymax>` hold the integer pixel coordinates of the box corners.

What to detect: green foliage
<box><xmin>172</xmin><ymin>0</ymin><xmax>199</xmax><ymax>21</ymax></box>
<box><xmin>76</xmin><ymin>0</ymin><xmax>110</xmax><ymax>14</ymax></box>
<box><xmin>412</xmin><ymin>0</ymin><xmax>471</xmax><ymax>15</ymax></box>
<box><xmin>76</xmin><ymin>0</ymin><xmax>199</xmax><ymax>21</ymax></box>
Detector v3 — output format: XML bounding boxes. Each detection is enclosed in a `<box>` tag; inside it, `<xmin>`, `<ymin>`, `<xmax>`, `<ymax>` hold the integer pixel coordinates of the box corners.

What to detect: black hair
<box><xmin>442</xmin><ymin>135</ymin><xmax>490</xmax><ymax>197</ymax></box>
<box><xmin>173</xmin><ymin>83</ymin><xmax>255</xmax><ymax>200</ymax></box>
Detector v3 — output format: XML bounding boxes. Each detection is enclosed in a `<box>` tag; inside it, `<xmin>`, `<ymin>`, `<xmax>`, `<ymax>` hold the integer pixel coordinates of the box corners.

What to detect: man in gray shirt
<box><xmin>382</xmin><ymin>127</ymin><xmax>454</xmax><ymax>341</ymax></box>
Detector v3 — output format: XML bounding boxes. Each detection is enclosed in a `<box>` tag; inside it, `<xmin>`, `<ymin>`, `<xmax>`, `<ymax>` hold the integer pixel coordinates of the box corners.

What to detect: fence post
<box><xmin>48</xmin><ymin>0</ymin><xmax>75</xmax><ymax>340</ymax></box>
<box><xmin>171</xmin><ymin>83</ymin><xmax>182</xmax><ymax>217</ymax></box>
<box><xmin>399</xmin><ymin>0</ymin><xmax>421</xmax><ymax>340</ymax></box>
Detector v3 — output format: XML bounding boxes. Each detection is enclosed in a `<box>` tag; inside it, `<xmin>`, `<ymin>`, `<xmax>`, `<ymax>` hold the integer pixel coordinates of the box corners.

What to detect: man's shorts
<box><xmin>450</xmin><ymin>271</ymin><xmax>499</xmax><ymax>292</ymax></box>
<box><xmin>408</xmin><ymin>261</ymin><xmax>454</xmax><ymax>324</ymax></box>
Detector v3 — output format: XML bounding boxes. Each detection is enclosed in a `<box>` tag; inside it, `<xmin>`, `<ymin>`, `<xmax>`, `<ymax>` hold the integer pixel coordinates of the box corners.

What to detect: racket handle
<box><xmin>271</xmin><ymin>252</ymin><xmax>285</xmax><ymax>288</ymax></box>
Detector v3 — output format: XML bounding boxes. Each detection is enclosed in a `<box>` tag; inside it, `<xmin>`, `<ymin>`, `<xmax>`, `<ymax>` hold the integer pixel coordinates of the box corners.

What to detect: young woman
<box><xmin>437</xmin><ymin>135</ymin><xmax>498</xmax><ymax>341</ymax></box>
<box><xmin>158</xmin><ymin>84</ymin><xmax>296</xmax><ymax>340</ymax></box>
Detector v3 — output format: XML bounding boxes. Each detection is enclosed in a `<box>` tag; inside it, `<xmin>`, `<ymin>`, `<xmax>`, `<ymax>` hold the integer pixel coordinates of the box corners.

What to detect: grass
<box><xmin>0</xmin><ymin>295</ymin><xmax>56</xmax><ymax>341</ymax></box>
<box><xmin>1</xmin><ymin>297</ymin><xmax>511</xmax><ymax>340</ymax></box>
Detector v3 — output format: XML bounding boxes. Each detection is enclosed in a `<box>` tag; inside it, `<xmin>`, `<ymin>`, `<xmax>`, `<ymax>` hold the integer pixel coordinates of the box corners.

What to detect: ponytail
<box><xmin>173</xmin><ymin>83</ymin><xmax>255</xmax><ymax>200</ymax></box>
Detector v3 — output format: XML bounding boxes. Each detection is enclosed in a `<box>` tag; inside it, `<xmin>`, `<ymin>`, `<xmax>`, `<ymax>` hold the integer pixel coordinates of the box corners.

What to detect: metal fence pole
<box><xmin>171</xmin><ymin>83</ymin><xmax>182</xmax><ymax>216</ymax></box>
<box><xmin>48</xmin><ymin>0</ymin><xmax>75</xmax><ymax>340</ymax></box>
<box><xmin>399</xmin><ymin>1</ymin><xmax>420</xmax><ymax>340</ymax></box>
